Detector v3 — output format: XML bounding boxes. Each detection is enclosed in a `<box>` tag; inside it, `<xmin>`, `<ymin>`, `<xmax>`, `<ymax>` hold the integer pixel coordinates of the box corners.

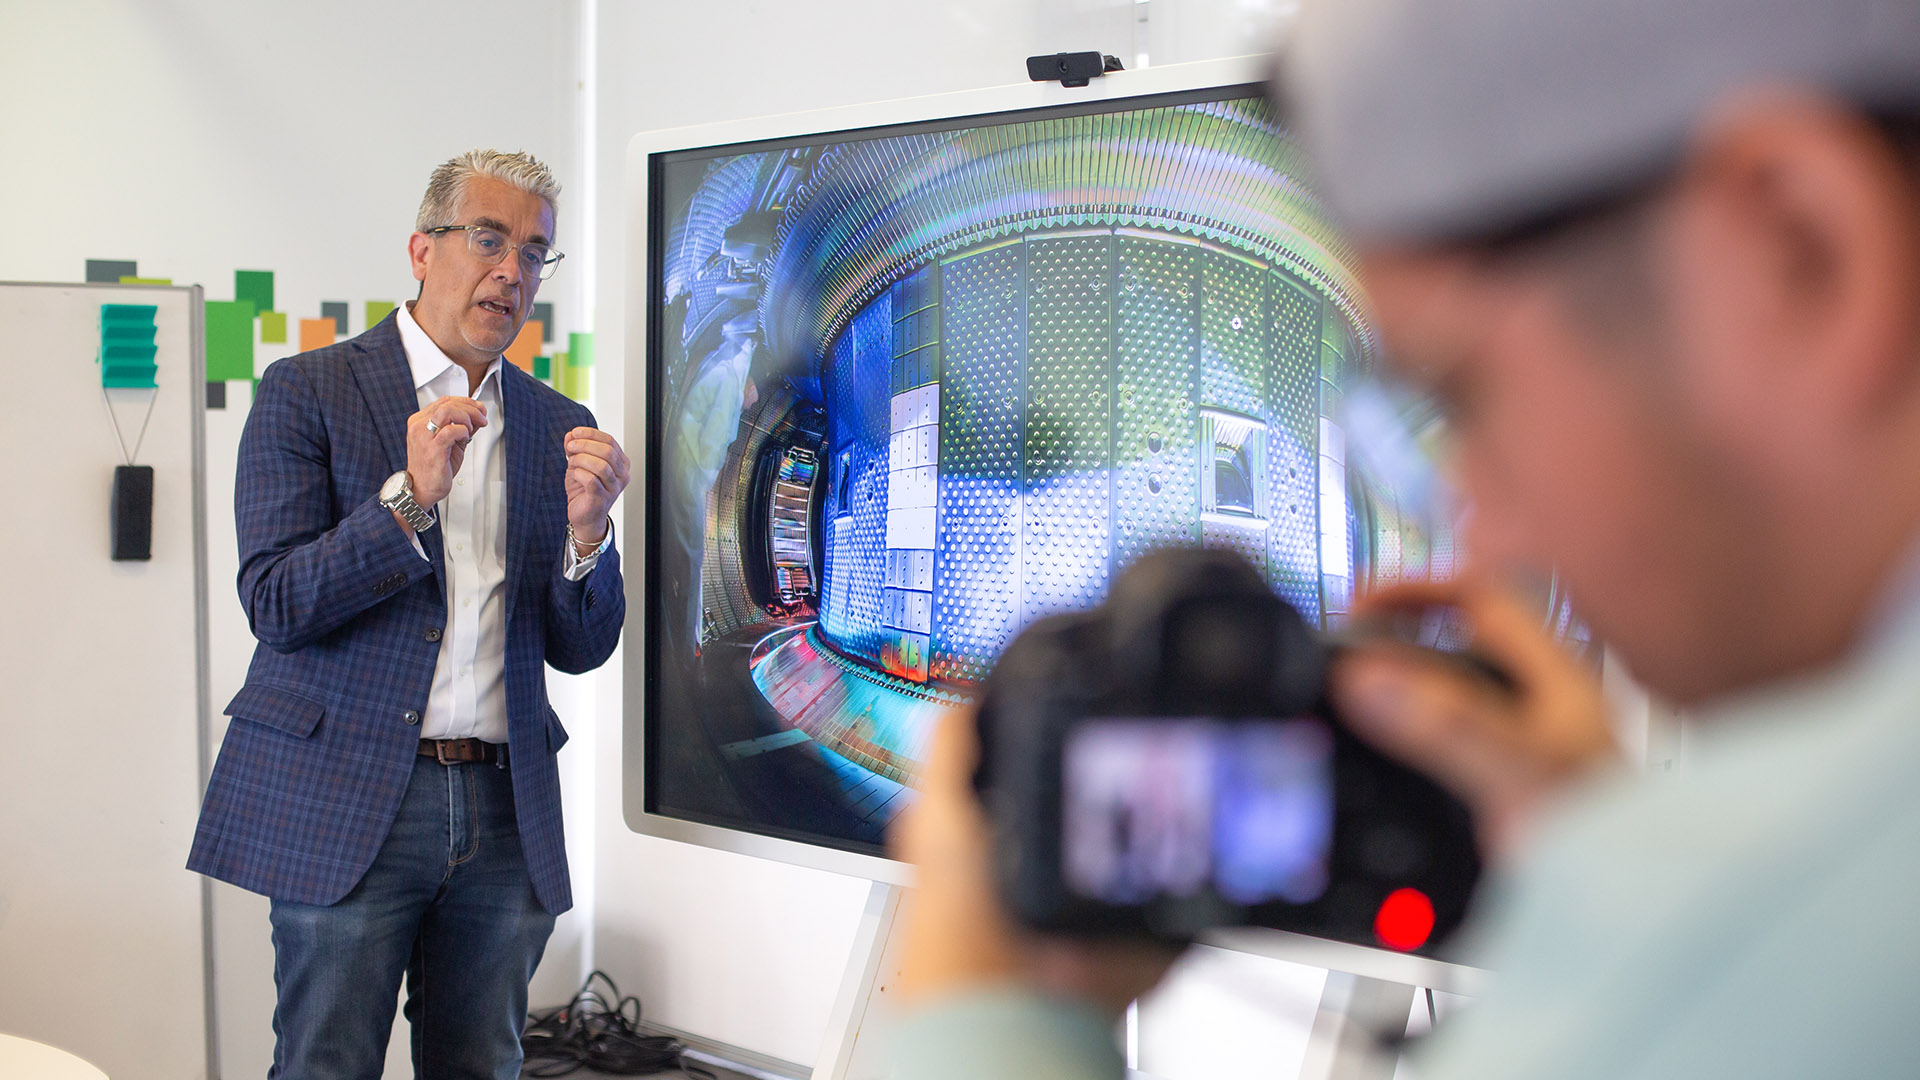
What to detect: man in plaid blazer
<box><xmin>188</xmin><ymin>150</ymin><xmax>626</xmax><ymax>1079</ymax></box>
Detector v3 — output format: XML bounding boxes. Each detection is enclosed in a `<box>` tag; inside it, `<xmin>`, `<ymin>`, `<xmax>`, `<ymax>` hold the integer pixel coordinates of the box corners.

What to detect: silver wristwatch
<box><xmin>378</xmin><ymin>470</ymin><xmax>435</xmax><ymax>532</ymax></box>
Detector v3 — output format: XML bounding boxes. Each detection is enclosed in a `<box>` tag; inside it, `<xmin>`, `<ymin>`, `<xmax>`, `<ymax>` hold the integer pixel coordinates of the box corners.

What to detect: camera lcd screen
<box><xmin>1062</xmin><ymin>718</ymin><xmax>1333</xmax><ymax>906</ymax></box>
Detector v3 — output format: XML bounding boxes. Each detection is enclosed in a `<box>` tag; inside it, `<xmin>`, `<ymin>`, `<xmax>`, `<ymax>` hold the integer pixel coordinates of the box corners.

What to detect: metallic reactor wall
<box><xmin>814</xmin><ymin>230</ymin><xmax>1348</xmax><ymax>689</ymax></box>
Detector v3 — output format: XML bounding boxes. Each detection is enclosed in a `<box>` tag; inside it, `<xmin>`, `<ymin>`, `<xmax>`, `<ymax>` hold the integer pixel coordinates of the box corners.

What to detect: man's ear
<box><xmin>1676</xmin><ymin>93</ymin><xmax>1920</xmax><ymax>427</ymax></box>
<box><xmin>408</xmin><ymin>231</ymin><xmax>432</xmax><ymax>284</ymax></box>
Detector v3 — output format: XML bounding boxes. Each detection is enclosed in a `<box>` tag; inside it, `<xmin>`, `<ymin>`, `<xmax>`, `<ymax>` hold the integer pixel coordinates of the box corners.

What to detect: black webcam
<box><xmin>1026</xmin><ymin>52</ymin><xmax>1125</xmax><ymax>89</ymax></box>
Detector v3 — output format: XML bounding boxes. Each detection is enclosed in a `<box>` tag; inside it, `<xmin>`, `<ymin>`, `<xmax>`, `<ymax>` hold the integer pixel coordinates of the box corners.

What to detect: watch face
<box><xmin>380</xmin><ymin>471</ymin><xmax>409</xmax><ymax>503</ymax></box>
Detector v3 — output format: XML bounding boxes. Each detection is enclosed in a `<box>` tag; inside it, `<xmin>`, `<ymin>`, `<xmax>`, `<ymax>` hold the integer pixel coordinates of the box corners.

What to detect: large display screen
<box><xmin>643</xmin><ymin>84</ymin><xmax>1457</xmax><ymax>857</ymax></box>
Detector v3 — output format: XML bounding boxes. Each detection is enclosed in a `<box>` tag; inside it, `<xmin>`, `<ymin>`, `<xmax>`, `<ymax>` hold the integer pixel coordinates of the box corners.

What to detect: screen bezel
<box><xmin>620</xmin><ymin>63</ymin><xmax>1504</xmax><ymax>993</ymax></box>
<box><xmin>624</xmin><ymin>55</ymin><xmax>1291</xmax><ymax>886</ymax></box>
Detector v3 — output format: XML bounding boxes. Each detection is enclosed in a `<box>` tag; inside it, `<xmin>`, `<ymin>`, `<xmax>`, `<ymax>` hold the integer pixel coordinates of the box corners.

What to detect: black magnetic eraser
<box><xmin>111</xmin><ymin>465</ymin><xmax>154</xmax><ymax>561</ymax></box>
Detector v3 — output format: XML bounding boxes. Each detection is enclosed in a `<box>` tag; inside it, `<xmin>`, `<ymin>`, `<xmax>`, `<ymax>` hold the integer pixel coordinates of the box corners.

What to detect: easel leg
<box><xmin>812</xmin><ymin>880</ymin><xmax>904</xmax><ymax>1080</ymax></box>
<box><xmin>1297</xmin><ymin>972</ymin><xmax>1414</xmax><ymax>1080</ymax></box>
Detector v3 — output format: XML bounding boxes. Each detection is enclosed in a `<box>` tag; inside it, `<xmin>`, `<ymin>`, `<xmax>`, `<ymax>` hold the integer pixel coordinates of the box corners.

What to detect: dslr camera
<box><xmin>973</xmin><ymin>547</ymin><xmax>1482</xmax><ymax>954</ymax></box>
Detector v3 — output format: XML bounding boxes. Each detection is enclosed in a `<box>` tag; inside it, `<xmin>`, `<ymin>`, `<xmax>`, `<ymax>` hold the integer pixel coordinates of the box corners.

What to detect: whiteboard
<box><xmin>0</xmin><ymin>282</ymin><xmax>211</xmax><ymax>1080</ymax></box>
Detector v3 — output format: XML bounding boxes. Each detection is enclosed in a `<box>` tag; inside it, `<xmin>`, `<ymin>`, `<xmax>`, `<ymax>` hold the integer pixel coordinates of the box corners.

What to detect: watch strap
<box><xmin>380</xmin><ymin>472</ymin><xmax>436</xmax><ymax>533</ymax></box>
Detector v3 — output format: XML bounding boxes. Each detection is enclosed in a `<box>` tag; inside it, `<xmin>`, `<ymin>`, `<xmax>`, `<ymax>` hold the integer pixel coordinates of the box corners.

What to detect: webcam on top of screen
<box><xmin>1026</xmin><ymin>52</ymin><xmax>1125</xmax><ymax>88</ymax></box>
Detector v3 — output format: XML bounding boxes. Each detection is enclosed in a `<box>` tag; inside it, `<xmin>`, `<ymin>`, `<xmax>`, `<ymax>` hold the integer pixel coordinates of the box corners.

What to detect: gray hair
<box><xmin>414</xmin><ymin>149</ymin><xmax>560</xmax><ymax>232</ymax></box>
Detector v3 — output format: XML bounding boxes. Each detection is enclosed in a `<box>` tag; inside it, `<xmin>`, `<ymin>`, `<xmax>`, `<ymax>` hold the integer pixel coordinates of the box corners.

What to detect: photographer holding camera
<box><xmin>890</xmin><ymin>1</ymin><xmax>1920</xmax><ymax>1078</ymax></box>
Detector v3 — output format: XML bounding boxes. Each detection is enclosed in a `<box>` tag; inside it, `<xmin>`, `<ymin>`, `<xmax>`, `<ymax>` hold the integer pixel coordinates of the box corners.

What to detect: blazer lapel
<box><xmin>347</xmin><ymin>320</ymin><xmax>447</xmax><ymax>586</ymax></box>
<box><xmin>499</xmin><ymin>364</ymin><xmax>541</xmax><ymax>621</ymax></box>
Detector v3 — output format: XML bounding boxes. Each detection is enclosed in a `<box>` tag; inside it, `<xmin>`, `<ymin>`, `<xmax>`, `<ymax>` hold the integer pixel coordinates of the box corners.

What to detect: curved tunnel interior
<box><xmin>647</xmin><ymin>92</ymin><xmax>1474</xmax><ymax>852</ymax></box>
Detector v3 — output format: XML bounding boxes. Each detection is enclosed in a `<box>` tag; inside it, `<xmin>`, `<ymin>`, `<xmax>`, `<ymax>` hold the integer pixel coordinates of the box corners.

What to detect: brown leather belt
<box><xmin>418</xmin><ymin>737</ymin><xmax>503</xmax><ymax>765</ymax></box>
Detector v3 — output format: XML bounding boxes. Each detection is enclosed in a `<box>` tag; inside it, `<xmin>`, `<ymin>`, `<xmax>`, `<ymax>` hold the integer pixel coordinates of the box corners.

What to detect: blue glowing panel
<box><xmin>1022</xmin><ymin>235</ymin><xmax>1114</xmax><ymax>622</ymax></box>
<box><xmin>819</xmin><ymin>297</ymin><xmax>896</xmax><ymax>664</ymax></box>
<box><xmin>933</xmin><ymin>244</ymin><xmax>1026</xmax><ymax>684</ymax></box>
<box><xmin>822</xmin><ymin>333</ymin><xmax>858</xmax><ymax>647</ymax></box>
<box><xmin>1268</xmin><ymin>274</ymin><xmax>1324</xmax><ymax>623</ymax></box>
<box><xmin>1113</xmin><ymin>236</ymin><xmax>1202</xmax><ymax>571</ymax></box>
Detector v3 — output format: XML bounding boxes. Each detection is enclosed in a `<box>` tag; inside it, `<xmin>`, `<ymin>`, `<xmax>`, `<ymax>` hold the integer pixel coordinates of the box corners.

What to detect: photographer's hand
<box><xmin>1331</xmin><ymin>574</ymin><xmax>1619</xmax><ymax>862</ymax></box>
<box><xmin>892</xmin><ymin>709</ymin><xmax>1181</xmax><ymax>1014</ymax></box>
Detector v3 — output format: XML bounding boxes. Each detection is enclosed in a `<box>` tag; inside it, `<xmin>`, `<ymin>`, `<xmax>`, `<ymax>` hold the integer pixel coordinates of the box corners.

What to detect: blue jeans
<box><xmin>267</xmin><ymin>753</ymin><xmax>555</xmax><ymax>1080</ymax></box>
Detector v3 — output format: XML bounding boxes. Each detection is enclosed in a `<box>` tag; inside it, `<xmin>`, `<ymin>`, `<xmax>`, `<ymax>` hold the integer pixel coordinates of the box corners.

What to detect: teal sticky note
<box><xmin>205</xmin><ymin>300</ymin><xmax>256</xmax><ymax>382</ymax></box>
<box><xmin>235</xmin><ymin>270</ymin><xmax>274</xmax><ymax>314</ymax></box>
<box><xmin>100</xmin><ymin>304</ymin><xmax>159</xmax><ymax>388</ymax></box>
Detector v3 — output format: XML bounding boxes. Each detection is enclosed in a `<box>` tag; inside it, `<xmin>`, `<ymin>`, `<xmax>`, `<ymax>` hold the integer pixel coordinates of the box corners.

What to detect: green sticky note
<box><xmin>567</xmin><ymin>331</ymin><xmax>593</xmax><ymax>367</ymax></box>
<box><xmin>235</xmin><ymin>270</ymin><xmax>274</xmax><ymax>313</ymax></box>
<box><xmin>205</xmin><ymin>300</ymin><xmax>257</xmax><ymax>382</ymax></box>
<box><xmin>366</xmin><ymin>300</ymin><xmax>396</xmax><ymax>327</ymax></box>
<box><xmin>119</xmin><ymin>276</ymin><xmax>172</xmax><ymax>285</ymax></box>
<box><xmin>533</xmin><ymin>355</ymin><xmax>551</xmax><ymax>380</ymax></box>
<box><xmin>259</xmin><ymin>310</ymin><xmax>288</xmax><ymax>343</ymax></box>
<box><xmin>558</xmin><ymin>356</ymin><xmax>589</xmax><ymax>401</ymax></box>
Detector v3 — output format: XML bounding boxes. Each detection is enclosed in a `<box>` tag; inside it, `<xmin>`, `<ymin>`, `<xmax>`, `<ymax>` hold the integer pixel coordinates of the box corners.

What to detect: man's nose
<box><xmin>491</xmin><ymin>250</ymin><xmax>523</xmax><ymax>286</ymax></box>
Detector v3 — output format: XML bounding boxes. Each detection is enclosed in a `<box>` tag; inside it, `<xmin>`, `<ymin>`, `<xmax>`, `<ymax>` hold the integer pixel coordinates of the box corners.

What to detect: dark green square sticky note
<box><xmin>235</xmin><ymin>270</ymin><xmax>274</xmax><ymax>313</ymax></box>
<box><xmin>533</xmin><ymin>355</ymin><xmax>551</xmax><ymax>380</ymax></box>
<box><xmin>320</xmin><ymin>301</ymin><xmax>349</xmax><ymax>333</ymax></box>
<box><xmin>87</xmin><ymin>259</ymin><xmax>136</xmax><ymax>284</ymax></box>
<box><xmin>205</xmin><ymin>300</ymin><xmax>256</xmax><ymax>381</ymax></box>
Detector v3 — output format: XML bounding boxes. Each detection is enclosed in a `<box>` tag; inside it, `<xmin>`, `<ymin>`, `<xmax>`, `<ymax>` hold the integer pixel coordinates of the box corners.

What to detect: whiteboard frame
<box><xmin>0</xmin><ymin>280</ymin><xmax>214</xmax><ymax>1076</ymax></box>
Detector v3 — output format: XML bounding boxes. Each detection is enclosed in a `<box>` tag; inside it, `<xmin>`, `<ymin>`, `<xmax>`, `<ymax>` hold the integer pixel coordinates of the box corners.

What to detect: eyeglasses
<box><xmin>424</xmin><ymin>224</ymin><xmax>565</xmax><ymax>280</ymax></box>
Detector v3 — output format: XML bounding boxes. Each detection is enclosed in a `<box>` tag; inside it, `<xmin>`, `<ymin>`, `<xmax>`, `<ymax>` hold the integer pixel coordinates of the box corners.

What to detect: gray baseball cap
<box><xmin>1279</xmin><ymin>0</ymin><xmax>1920</xmax><ymax>246</ymax></box>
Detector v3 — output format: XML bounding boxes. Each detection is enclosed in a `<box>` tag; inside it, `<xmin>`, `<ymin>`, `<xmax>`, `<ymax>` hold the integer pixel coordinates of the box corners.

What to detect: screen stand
<box><xmin>812</xmin><ymin>880</ymin><xmax>905</xmax><ymax>1080</ymax></box>
<box><xmin>1296</xmin><ymin>971</ymin><xmax>1415</xmax><ymax>1080</ymax></box>
<box><xmin>813</xmin><ymin>886</ymin><xmax>1420</xmax><ymax>1080</ymax></box>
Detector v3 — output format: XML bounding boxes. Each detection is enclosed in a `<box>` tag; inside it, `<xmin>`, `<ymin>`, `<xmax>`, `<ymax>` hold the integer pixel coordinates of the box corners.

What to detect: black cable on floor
<box><xmin>522</xmin><ymin>969</ymin><xmax>691</xmax><ymax>1077</ymax></box>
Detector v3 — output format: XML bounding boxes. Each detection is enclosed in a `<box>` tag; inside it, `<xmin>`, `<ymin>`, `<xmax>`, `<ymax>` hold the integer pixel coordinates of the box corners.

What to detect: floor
<box><xmin>522</xmin><ymin>1061</ymin><xmax>767</xmax><ymax>1080</ymax></box>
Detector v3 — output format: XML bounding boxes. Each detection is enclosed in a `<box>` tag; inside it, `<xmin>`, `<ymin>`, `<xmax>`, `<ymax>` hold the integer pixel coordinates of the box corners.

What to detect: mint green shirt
<box><xmin>892</xmin><ymin>556</ymin><xmax>1920</xmax><ymax>1079</ymax></box>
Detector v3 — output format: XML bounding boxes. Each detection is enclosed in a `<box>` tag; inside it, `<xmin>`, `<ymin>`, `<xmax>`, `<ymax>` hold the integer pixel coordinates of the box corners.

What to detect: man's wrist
<box><xmin>568</xmin><ymin>516</ymin><xmax>612</xmax><ymax>557</ymax></box>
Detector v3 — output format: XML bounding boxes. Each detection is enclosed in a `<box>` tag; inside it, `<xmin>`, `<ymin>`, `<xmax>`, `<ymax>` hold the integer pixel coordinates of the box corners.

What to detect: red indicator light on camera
<box><xmin>1373</xmin><ymin>887</ymin><xmax>1436</xmax><ymax>952</ymax></box>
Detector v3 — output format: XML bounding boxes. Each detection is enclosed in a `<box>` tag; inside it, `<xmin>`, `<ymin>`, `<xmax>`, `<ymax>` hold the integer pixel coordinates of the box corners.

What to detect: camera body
<box><xmin>973</xmin><ymin>548</ymin><xmax>1481</xmax><ymax>953</ymax></box>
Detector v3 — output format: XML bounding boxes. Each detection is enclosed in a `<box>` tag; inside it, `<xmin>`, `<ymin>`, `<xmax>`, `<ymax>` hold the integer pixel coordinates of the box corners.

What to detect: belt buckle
<box><xmin>434</xmin><ymin>740</ymin><xmax>459</xmax><ymax>765</ymax></box>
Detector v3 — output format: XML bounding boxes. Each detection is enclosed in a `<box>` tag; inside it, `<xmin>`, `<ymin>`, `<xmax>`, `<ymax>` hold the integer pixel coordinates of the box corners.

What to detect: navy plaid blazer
<box><xmin>187</xmin><ymin>314</ymin><xmax>622</xmax><ymax>915</ymax></box>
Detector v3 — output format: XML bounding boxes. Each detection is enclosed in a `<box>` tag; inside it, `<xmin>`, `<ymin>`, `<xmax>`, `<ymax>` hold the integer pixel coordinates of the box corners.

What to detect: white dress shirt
<box><xmin>394</xmin><ymin>301</ymin><xmax>600</xmax><ymax>743</ymax></box>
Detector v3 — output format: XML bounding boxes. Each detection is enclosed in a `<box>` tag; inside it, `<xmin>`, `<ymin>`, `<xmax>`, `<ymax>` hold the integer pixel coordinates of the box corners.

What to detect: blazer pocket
<box><xmin>545</xmin><ymin>708</ymin><xmax>570</xmax><ymax>752</ymax></box>
<box><xmin>224</xmin><ymin>683</ymin><xmax>325</xmax><ymax>739</ymax></box>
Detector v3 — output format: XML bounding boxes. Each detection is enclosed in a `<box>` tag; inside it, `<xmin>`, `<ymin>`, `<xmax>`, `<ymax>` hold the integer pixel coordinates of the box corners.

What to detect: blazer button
<box><xmin>403</xmin><ymin>709</ymin><xmax>421</xmax><ymax>726</ymax></box>
<box><xmin>424</xmin><ymin>627</ymin><xmax>442</xmax><ymax>642</ymax></box>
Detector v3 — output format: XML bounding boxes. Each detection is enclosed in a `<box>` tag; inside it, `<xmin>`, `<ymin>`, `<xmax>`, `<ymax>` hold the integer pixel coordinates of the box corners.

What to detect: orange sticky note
<box><xmin>299</xmin><ymin>317</ymin><xmax>337</xmax><ymax>353</ymax></box>
<box><xmin>504</xmin><ymin>319</ymin><xmax>543</xmax><ymax>372</ymax></box>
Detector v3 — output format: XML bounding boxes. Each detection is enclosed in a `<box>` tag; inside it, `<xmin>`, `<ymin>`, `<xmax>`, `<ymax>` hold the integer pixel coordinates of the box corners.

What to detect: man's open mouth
<box><xmin>478</xmin><ymin>299</ymin><xmax>512</xmax><ymax>317</ymax></box>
